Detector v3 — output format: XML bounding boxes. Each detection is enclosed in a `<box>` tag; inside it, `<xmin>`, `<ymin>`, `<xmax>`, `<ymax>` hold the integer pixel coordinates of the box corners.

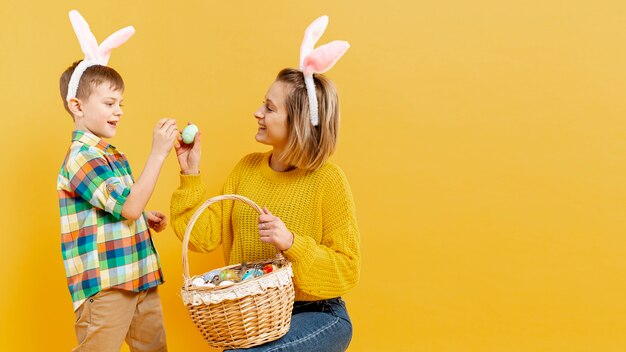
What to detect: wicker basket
<box><xmin>181</xmin><ymin>194</ymin><xmax>295</xmax><ymax>349</ymax></box>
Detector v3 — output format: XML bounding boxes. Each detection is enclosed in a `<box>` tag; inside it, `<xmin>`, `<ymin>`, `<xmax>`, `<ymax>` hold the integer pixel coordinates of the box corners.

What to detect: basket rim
<box><xmin>183</xmin><ymin>260</ymin><xmax>292</xmax><ymax>292</ymax></box>
<box><xmin>181</xmin><ymin>264</ymin><xmax>294</xmax><ymax>306</ymax></box>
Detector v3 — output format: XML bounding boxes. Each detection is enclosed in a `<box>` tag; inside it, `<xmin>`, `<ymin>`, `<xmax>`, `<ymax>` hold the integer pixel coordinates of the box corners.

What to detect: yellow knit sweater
<box><xmin>171</xmin><ymin>151</ymin><xmax>360</xmax><ymax>301</ymax></box>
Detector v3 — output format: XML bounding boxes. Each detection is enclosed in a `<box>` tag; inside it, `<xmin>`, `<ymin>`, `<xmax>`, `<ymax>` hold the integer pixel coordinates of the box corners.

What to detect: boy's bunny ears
<box><xmin>298</xmin><ymin>16</ymin><xmax>350</xmax><ymax>126</ymax></box>
<box><xmin>66</xmin><ymin>10</ymin><xmax>135</xmax><ymax>102</ymax></box>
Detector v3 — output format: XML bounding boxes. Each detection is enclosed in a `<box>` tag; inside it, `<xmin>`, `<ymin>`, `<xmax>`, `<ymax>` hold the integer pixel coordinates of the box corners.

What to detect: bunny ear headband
<box><xmin>66</xmin><ymin>10</ymin><xmax>135</xmax><ymax>102</ymax></box>
<box><xmin>299</xmin><ymin>16</ymin><xmax>350</xmax><ymax>126</ymax></box>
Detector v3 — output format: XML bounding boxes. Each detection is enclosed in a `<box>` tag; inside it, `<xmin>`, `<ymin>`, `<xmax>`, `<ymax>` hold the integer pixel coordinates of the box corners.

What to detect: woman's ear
<box><xmin>68</xmin><ymin>98</ymin><xmax>83</xmax><ymax>117</ymax></box>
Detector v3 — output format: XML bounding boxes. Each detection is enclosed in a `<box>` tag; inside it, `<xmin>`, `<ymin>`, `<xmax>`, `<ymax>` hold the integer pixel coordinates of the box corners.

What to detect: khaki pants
<box><xmin>73</xmin><ymin>288</ymin><xmax>167</xmax><ymax>352</ymax></box>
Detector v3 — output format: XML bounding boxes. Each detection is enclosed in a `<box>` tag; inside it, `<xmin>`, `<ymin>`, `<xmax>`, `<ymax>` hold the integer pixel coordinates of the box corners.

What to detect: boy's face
<box><xmin>72</xmin><ymin>83</ymin><xmax>124</xmax><ymax>139</ymax></box>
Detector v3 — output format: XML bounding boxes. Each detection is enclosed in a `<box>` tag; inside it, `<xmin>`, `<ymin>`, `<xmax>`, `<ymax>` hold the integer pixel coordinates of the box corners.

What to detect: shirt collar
<box><xmin>72</xmin><ymin>130</ymin><xmax>115</xmax><ymax>152</ymax></box>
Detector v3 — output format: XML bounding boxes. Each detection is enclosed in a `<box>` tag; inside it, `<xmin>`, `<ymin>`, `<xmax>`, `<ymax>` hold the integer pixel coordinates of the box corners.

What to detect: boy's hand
<box><xmin>146</xmin><ymin>210</ymin><xmax>167</xmax><ymax>232</ymax></box>
<box><xmin>151</xmin><ymin>118</ymin><xmax>178</xmax><ymax>158</ymax></box>
<box><xmin>175</xmin><ymin>122</ymin><xmax>201</xmax><ymax>175</ymax></box>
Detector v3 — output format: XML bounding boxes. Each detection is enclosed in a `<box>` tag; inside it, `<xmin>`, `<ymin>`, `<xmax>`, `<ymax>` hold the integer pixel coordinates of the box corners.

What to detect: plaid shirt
<box><xmin>57</xmin><ymin>130</ymin><xmax>164</xmax><ymax>311</ymax></box>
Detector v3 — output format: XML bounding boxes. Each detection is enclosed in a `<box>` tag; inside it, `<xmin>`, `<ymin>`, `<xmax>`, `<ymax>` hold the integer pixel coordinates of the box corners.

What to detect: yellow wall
<box><xmin>1</xmin><ymin>0</ymin><xmax>626</xmax><ymax>350</ymax></box>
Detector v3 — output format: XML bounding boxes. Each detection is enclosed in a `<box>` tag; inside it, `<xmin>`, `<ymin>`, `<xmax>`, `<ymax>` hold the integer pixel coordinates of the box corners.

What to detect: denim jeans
<box><xmin>228</xmin><ymin>297</ymin><xmax>352</xmax><ymax>352</ymax></box>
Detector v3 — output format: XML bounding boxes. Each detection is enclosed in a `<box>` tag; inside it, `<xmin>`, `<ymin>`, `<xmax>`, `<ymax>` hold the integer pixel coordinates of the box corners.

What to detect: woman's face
<box><xmin>254</xmin><ymin>80</ymin><xmax>290</xmax><ymax>150</ymax></box>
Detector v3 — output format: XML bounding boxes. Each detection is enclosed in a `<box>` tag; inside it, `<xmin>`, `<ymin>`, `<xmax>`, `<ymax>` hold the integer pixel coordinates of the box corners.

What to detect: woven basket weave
<box><xmin>181</xmin><ymin>194</ymin><xmax>295</xmax><ymax>349</ymax></box>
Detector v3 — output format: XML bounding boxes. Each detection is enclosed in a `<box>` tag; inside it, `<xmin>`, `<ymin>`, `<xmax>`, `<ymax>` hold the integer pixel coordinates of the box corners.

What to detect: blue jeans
<box><xmin>228</xmin><ymin>297</ymin><xmax>352</xmax><ymax>352</ymax></box>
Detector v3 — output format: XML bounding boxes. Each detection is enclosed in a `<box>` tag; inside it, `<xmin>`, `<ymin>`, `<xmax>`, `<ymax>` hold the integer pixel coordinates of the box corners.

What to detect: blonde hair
<box><xmin>59</xmin><ymin>60</ymin><xmax>125</xmax><ymax>118</ymax></box>
<box><xmin>275</xmin><ymin>68</ymin><xmax>340</xmax><ymax>171</ymax></box>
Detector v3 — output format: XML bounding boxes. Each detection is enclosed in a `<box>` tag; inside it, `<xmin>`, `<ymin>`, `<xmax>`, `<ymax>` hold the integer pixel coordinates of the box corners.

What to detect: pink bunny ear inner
<box><xmin>302</xmin><ymin>40</ymin><xmax>350</xmax><ymax>75</ymax></box>
<box><xmin>299</xmin><ymin>15</ymin><xmax>329</xmax><ymax>69</ymax></box>
<box><xmin>98</xmin><ymin>26</ymin><xmax>135</xmax><ymax>65</ymax></box>
<box><xmin>69</xmin><ymin>10</ymin><xmax>99</xmax><ymax>62</ymax></box>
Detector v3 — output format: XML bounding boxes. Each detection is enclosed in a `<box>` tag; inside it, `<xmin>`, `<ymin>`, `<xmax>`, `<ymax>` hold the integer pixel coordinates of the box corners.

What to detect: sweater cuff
<box><xmin>284</xmin><ymin>232</ymin><xmax>309</xmax><ymax>261</ymax></box>
<box><xmin>179</xmin><ymin>174</ymin><xmax>203</xmax><ymax>189</ymax></box>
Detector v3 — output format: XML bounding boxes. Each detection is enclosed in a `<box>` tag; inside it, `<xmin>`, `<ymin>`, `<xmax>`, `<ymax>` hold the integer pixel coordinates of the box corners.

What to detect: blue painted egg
<box><xmin>181</xmin><ymin>124</ymin><xmax>199</xmax><ymax>144</ymax></box>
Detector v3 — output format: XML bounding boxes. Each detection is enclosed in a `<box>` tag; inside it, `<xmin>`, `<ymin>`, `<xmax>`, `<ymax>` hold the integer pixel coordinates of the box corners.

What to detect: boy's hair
<box><xmin>59</xmin><ymin>60</ymin><xmax>125</xmax><ymax>118</ymax></box>
<box><xmin>275</xmin><ymin>68</ymin><xmax>339</xmax><ymax>171</ymax></box>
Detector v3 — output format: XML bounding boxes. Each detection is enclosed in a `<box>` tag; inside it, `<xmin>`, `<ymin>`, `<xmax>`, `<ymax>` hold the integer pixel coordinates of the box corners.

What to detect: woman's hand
<box><xmin>146</xmin><ymin>210</ymin><xmax>167</xmax><ymax>232</ymax></box>
<box><xmin>258</xmin><ymin>207</ymin><xmax>294</xmax><ymax>251</ymax></box>
<box><xmin>175</xmin><ymin>123</ymin><xmax>201</xmax><ymax>175</ymax></box>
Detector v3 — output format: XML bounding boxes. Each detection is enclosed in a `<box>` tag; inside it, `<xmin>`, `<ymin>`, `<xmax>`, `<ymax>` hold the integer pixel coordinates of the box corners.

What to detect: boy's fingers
<box><xmin>156</xmin><ymin>118</ymin><xmax>169</xmax><ymax>127</ymax></box>
<box><xmin>145</xmin><ymin>212</ymin><xmax>159</xmax><ymax>221</ymax></box>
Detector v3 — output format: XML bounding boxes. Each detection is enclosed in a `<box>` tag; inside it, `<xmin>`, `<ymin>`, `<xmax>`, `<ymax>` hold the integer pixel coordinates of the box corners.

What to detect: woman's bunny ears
<box><xmin>66</xmin><ymin>10</ymin><xmax>135</xmax><ymax>102</ymax></box>
<box><xmin>299</xmin><ymin>16</ymin><xmax>350</xmax><ymax>126</ymax></box>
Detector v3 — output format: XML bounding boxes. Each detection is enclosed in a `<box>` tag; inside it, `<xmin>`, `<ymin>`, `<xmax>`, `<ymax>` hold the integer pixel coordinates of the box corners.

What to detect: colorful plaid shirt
<box><xmin>57</xmin><ymin>130</ymin><xmax>164</xmax><ymax>311</ymax></box>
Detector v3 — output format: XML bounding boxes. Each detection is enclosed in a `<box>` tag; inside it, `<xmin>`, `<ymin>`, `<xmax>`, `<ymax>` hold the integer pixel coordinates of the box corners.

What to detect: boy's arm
<box><xmin>121</xmin><ymin>118</ymin><xmax>178</xmax><ymax>220</ymax></box>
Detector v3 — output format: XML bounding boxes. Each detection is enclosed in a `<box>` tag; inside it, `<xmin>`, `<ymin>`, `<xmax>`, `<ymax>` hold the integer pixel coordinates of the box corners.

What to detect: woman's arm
<box><xmin>284</xmin><ymin>169</ymin><xmax>361</xmax><ymax>298</ymax></box>
<box><xmin>170</xmin><ymin>174</ymin><xmax>225</xmax><ymax>253</ymax></box>
<box><xmin>171</xmin><ymin>129</ymin><xmax>225</xmax><ymax>252</ymax></box>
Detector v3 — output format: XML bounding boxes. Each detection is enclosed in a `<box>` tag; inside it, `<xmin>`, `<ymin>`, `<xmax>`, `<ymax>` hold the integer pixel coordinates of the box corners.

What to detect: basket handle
<box><xmin>181</xmin><ymin>194</ymin><xmax>265</xmax><ymax>281</ymax></box>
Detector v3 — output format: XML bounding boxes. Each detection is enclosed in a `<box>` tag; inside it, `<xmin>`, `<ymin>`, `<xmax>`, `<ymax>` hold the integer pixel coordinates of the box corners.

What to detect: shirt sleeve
<box><xmin>66</xmin><ymin>147</ymin><xmax>130</xmax><ymax>219</ymax></box>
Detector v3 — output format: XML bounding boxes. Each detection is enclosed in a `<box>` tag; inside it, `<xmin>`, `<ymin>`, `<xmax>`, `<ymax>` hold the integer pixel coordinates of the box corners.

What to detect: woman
<box><xmin>171</xmin><ymin>16</ymin><xmax>359</xmax><ymax>351</ymax></box>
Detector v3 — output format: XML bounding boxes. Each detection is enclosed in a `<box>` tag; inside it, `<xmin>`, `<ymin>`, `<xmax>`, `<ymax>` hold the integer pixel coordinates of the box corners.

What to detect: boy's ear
<box><xmin>68</xmin><ymin>98</ymin><xmax>83</xmax><ymax>117</ymax></box>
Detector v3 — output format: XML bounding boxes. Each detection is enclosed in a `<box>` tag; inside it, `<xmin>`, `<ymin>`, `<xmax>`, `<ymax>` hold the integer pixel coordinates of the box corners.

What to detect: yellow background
<box><xmin>1</xmin><ymin>0</ymin><xmax>625</xmax><ymax>351</ymax></box>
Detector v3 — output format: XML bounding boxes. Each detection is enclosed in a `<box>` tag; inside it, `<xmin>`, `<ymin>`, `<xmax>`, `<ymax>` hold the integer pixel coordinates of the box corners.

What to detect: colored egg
<box><xmin>181</xmin><ymin>124</ymin><xmax>199</xmax><ymax>144</ymax></box>
<box><xmin>203</xmin><ymin>270</ymin><xmax>221</xmax><ymax>282</ymax></box>
<box><xmin>263</xmin><ymin>264</ymin><xmax>276</xmax><ymax>274</ymax></box>
<box><xmin>191</xmin><ymin>278</ymin><xmax>205</xmax><ymax>287</ymax></box>
<box><xmin>209</xmin><ymin>275</ymin><xmax>221</xmax><ymax>285</ymax></box>
<box><xmin>242</xmin><ymin>269</ymin><xmax>264</xmax><ymax>280</ymax></box>
<box><xmin>219</xmin><ymin>269</ymin><xmax>239</xmax><ymax>282</ymax></box>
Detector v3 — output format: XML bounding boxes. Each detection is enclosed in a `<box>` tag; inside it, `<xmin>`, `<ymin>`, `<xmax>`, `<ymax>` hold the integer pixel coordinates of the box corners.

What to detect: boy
<box><xmin>57</xmin><ymin>11</ymin><xmax>176</xmax><ymax>352</ymax></box>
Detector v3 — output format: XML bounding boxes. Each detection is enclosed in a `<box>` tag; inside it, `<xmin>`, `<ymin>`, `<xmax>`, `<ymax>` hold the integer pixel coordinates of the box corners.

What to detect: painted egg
<box><xmin>203</xmin><ymin>270</ymin><xmax>221</xmax><ymax>282</ymax></box>
<box><xmin>219</xmin><ymin>269</ymin><xmax>239</xmax><ymax>282</ymax></box>
<box><xmin>263</xmin><ymin>264</ymin><xmax>276</xmax><ymax>274</ymax></box>
<box><xmin>191</xmin><ymin>278</ymin><xmax>205</xmax><ymax>287</ymax></box>
<box><xmin>242</xmin><ymin>269</ymin><xmax>263</xmax><ymax>280</ymax></box>
<box><xmin>181</xmin><ymin>124</ymin><xmax>199</xmax><ymax>144</ymax></box>
<box><xmin>209</xmin><ymin>275</ymin><xmax>221</xmax><ymax>285</ymax></box>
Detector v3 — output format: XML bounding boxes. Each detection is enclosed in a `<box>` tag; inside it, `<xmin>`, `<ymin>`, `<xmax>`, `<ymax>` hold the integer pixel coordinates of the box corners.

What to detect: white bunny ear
<box><xmin>302</xmin><ymin>40</ymin><xmax>350</xmax><ymax>75</ymax></box>
<box><xmin>98</xmin><ymin>26</ymin><xmax>135</xmax><ymax>65</ymax></box>
<box><xmin>299</xmin><ymin>15</ymin><xmax>328</xmax><ymax>69</ymax></box>
<box><xmin>65</xmin><ymin>10</ymin><xmax>136</xmax><ymax>102</ymax></box>
<box><xmin>68</xmin><ymin>10</ymin><xmax>99</xmax><ymax>62</ymax></box>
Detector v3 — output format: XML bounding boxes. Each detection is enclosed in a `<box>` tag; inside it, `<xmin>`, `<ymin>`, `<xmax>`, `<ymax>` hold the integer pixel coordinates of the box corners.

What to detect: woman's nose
<box><xmin>254</xmin><ymin>108</ymin><xmax>264</xmax><ymax>119</ymax></box>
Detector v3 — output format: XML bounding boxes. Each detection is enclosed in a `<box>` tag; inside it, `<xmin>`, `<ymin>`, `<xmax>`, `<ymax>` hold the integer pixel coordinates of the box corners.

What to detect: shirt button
<box><xmin>107</xmin><ymin>185</ymin><xmax>115</xmax><ymax>192</ymax></box>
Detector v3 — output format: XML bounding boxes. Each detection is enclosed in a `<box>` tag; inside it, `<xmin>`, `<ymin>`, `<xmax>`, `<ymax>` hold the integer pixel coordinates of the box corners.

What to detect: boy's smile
<box><xmin>73</xmin><ymin>84</ymin><xmax>124</xmax><ymax>139</ymax></box>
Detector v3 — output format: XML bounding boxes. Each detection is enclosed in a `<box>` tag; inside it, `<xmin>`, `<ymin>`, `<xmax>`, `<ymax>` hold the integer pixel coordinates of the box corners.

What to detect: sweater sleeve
<box><xmin>170</xmin><ymin>174</ymin><xmax>224</xmax><ymax>253</ymax></box>
<box><xmin>170</xmin><ymin>155</ymin><xmax>251</xmax><ymax>255</ymax></box>
<box><xmin>284</xmin><ymin>167</ymin><xmax>361</xmax><ymax>298</ymax></box>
